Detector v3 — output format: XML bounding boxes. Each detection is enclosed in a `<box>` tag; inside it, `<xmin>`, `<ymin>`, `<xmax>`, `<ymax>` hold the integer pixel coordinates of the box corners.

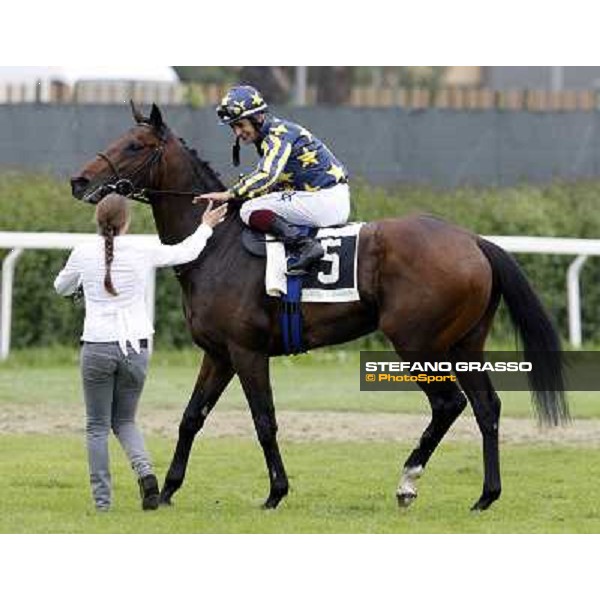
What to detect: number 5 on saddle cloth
<box><xmin>242</xmin><ymin>223</ymin><xmax>363</xmax><ymax>354</ymax></box>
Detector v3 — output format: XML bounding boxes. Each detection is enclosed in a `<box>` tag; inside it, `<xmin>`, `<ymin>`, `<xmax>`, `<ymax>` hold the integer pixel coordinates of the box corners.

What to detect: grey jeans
<box><xmin>80</xmin><ymin>341</ymin><xmax>153</xmax><ymax>510</ymax></box>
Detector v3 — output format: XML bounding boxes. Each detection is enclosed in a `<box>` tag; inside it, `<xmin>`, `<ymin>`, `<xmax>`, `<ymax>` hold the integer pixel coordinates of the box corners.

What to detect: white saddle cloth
<box><xmin>265</xmin><ymin>223</ymin><xmax>363</xmax><ymax>302</ymax></box>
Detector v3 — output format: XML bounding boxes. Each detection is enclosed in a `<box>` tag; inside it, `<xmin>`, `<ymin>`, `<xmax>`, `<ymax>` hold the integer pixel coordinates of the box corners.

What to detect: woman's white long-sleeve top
<box><xmin>54</xmin><ymin>223</ymin><xmax>213</xmax><ymax>354</ymax></box>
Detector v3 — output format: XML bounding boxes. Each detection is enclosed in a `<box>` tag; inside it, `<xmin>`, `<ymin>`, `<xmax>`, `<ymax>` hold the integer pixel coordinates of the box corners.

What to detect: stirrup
<box><xmin>286</xmin><ymin>241</ymin><xmax>324</xmax><ymax>276</ymax></box>
<box><xmin>286</xmin><ymin>264</ymin><xmax>309</xmax><ymax>276</ymax></box>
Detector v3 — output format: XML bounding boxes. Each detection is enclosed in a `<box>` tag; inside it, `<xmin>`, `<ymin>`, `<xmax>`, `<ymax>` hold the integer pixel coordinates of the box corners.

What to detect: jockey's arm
<box><xmin>229</xmin><ymin>134</ymin><xmax>292</xmax><ymax>200</ymax></box>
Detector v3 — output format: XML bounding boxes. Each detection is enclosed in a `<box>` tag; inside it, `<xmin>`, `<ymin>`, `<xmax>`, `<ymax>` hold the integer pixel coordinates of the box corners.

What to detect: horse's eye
<box><xmin>126</xmin><ymin>141</ymin><xmax>144</xmax><ymax>152</ymax></box>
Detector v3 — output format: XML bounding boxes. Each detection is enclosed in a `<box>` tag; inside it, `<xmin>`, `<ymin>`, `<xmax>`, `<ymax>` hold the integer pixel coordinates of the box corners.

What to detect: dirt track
<box><xmin>1</xmin><ymin>404</ymin><xmax>599</xmax><ymax>446</ymax></box>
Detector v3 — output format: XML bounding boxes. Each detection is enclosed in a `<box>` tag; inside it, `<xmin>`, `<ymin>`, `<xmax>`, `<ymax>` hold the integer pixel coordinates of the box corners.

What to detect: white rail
<box><xmin>1</xmin><ymin>232</ymin><xmax>599</xmax><ymax>360</ymax></box>
<box><xmin>484</xmin><ymin>236</ymin><xmax>600</xmax><ymax>350</ymax></box>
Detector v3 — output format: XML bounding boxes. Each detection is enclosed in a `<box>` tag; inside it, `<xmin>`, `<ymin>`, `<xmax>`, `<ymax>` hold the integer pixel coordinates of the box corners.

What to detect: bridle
<box><xmin>89</xmin><ymin>124</ymin><xmax>205</xmax><ymax>204</ymax></box>
<box><xmin>93</xmin><ymin>134</ymin><xmax>166</xmax><ymax>204</ymax></box>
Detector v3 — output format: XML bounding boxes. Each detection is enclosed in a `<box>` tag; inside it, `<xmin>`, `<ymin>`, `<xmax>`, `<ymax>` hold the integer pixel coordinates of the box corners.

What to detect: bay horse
<box><xmin>70</xmin><ymin>103</ymin><xmax>568</xmax><ymax>512</ymax></box>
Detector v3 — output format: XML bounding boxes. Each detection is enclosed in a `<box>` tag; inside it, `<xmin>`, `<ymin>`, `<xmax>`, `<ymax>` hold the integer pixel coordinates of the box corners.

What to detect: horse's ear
<box><xmin>149</xmin><ymin>103</ymin><xmax>165</xmax><ymax>130</ymax></box>
<box><xmin>130</xmin><ymin>100</ymin><xmax>145</xmax><ymax>124</ymax></box>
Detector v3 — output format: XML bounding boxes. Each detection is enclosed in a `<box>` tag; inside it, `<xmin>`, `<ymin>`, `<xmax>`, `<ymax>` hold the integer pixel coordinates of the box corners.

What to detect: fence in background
<box><xmin>0</xmin><ymin>80</ymin><xmax>189</xmax><ymax>105</ymax></box>
<box><xmin>2</xmin><ymin>80</ymin><xmax>600</xmax><ymax>110</ymax></box>
<box><xmin>5</xmin><ymin>104</ymin><xmax>600</xmax><ymax>187</ymax></box>
<box><xmin>1</xmin><ymin>231</ymin><xmax>598</xmax><ymax>360</ymax></box>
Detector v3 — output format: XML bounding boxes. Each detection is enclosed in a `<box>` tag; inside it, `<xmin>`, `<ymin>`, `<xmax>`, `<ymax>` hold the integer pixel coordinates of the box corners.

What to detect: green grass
<box><xmin>1</xmin><ymin>434</ymin><xmax>599</xmax><ymax>533</ymax></box>
<box><xmin>2</xmin><ymin>348</ymin><xmax>598</xmax><ymax>533</ymax></box>
<box><xmin>0</xmin><ymin>347</ymin><xmax>598</xmax><ymax>419</ymax></box>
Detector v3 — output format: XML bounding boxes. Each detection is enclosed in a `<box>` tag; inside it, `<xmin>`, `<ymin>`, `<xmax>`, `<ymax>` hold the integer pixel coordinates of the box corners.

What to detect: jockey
<box><xmin>198</xmin><ymin>84</ymin><xmax>350</xmax><ymax>275</ymax></box>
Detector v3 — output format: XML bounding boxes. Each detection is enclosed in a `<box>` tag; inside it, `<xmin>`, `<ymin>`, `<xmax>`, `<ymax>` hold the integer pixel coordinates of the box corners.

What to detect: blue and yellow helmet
<box><xmin>216</xmin><ymin>85</ymin><xmax>268</xmax><ymax>125</ymax></box>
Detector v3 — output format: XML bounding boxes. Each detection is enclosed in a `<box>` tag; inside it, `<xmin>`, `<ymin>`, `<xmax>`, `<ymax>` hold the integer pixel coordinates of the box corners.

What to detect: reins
<box><xmin>101</xmin><ymin>178</ymin><xmax>206</xmax><ymax>204</ymax></box>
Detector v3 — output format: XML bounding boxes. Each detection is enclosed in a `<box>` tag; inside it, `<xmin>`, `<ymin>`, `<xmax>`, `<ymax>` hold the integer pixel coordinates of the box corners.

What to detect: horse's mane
<box><xmin>177</xmin><ymin>136</ymin><xmax>227</xmax><ymax>193</ymax></box>
<box><xmin>155</xmin><ymin>132</ymin><xmax>243</xmax><ymax>260</ymax></box>
<box><xmin>175</xmin><ymin>134</ymin><xmax>244</xmax><ymax>223</ymax></box>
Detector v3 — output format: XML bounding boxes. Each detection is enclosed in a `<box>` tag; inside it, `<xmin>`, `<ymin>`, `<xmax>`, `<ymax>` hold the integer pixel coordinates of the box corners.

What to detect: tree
<box><xmin>172</xmin><ymin>66</ymin><xmax>293</xmax><ymax>105</ymax></box>
<box><xmin>312</xmin><ymin>67</ymin><xmax>356</xmax><ymax>105</ymax></box>
<box><xmin>172</xmin><ymin>67</ymin><xmax>235</xmax><ymax>84</ymax></box>
<box><xmin>237</xmin><ymin>67</ymin><xmax>293</xmax><ymax>104</ymax></box>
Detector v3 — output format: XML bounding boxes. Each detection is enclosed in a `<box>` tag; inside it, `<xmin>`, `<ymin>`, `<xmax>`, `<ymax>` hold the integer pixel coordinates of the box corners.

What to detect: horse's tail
<box><xmin>477</xmin><ymin>237</ymin><xmax>569</xmax><ymax>425</ymax></box>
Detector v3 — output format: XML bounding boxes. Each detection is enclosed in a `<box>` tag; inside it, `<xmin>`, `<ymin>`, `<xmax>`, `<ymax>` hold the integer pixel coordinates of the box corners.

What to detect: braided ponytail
<box><xmin>103</xmin><ymin>225</ymin><xmax>118</xmax><ymax>296</ymax></box>
<box><xmin>95</xmin><ymin>194</ymin><xmax>130</xmax><ymax>297</ymax></box>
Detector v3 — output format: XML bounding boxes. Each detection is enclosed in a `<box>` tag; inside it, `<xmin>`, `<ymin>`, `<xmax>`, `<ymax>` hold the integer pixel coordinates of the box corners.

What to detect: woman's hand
<box><xmin>193</xmin><ymin>190</ymin><xmax>234</xmax><ymax>204</ymax></box>
<box><xmin>201</xmin><ymin>200</ymin><xmax>229</xmax><ymax>228</ymax></box>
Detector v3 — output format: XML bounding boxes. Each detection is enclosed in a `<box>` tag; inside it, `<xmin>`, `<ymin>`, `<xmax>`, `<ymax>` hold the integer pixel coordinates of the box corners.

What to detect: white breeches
<box><xmin>239</xmin><ymin>184</ymin><xmax>351</xmax><ymax>227</ymax></box>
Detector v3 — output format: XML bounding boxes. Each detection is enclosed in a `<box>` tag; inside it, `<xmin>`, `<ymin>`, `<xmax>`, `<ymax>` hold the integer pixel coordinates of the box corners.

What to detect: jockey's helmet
<box><xmin>216</xmin><ymin>85</ymin><xmax>268</xmax><ymax>125</ymax></box>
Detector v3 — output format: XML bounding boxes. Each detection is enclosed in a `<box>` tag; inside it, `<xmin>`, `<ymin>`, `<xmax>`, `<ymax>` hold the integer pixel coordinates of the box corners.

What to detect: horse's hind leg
<box><xmin>451</xmin><ymin>308</ymin><xmax>502</xmax><ymax>511</ymax></box>
<box><xmin>397</xmin><ymin>379</ymin><xmax>467</xmax><ymax>507</ymax></box>
<box><xmin>453</xmin><ymin>365</ymin><xmax>502</xmax><ymax>511</ymax></box>
<box><xmin>160</xmin><ymin>352</ymin><xmax>234</xmax><ymax>505</ymax></box>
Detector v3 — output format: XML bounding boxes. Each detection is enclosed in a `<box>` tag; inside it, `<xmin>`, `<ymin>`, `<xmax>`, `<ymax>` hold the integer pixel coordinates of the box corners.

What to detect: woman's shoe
<box><xmin>138</xmin><ymin>474</ymin><xmax>160</xmax><ymax>511</ymax></box>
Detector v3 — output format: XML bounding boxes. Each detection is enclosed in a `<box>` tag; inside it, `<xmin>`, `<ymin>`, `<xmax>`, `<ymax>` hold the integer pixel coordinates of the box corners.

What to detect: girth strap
<box><xmin>280</xmin><ymin>274</ymin><xmax>305</xmax><ymax>355</ymax></box>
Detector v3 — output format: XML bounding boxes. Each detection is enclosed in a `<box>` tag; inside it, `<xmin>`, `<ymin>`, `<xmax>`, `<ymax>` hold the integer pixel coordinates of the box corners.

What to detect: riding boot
<box><xmin>268</xmin><ymin>215</ymin><xmax>324</xmax><ymax>275</ymax></box>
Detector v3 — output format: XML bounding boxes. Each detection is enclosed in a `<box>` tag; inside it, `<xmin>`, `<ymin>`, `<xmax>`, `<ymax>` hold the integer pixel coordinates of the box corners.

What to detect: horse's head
<box><xmin>71</xmin><ymin>102</ymin><xmax>169</xmax><ymax>204</ymax></box>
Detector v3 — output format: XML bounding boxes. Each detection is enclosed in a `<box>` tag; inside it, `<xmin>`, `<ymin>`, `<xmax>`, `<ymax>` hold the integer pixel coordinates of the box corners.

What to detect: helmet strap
<box><xmin>232</xmin><ymin>135</ymin><xmax>241</xmax><ymax>167</ymax></box>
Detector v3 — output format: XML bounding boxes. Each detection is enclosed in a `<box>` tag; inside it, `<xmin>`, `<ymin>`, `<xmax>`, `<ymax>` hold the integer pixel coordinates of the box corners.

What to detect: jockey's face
<box><xmin>231</xmin><ymin>117</ymin><xmax>261</xmax><ymax>144</ymax></box>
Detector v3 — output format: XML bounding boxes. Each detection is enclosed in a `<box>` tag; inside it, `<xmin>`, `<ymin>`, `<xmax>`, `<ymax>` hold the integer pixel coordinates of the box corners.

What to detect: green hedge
<box><xmin>1</xmin><ymin>170</ymin><xmax>599</xmax><ymax>349</ymax></box>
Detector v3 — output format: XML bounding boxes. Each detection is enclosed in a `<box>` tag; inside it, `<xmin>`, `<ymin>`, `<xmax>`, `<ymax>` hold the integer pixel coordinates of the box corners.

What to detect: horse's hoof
<box><xmin>262</xmin><ymin>489</ymin><xmax>288</xmax><ymax>510</ymax></box>
<box><xmin>262</xmin><ymin>496</ymin><xmax>283</xmax><ymax>510</ymax></box>
<box><xmin>470</xmin><ymin>489</ymin><xmax>501</xmax><ymax>512</ymax></box>
<box><xmin>159</xmin><ymin>480</ymin><xmax>181</xmax><ymax>506</ymax></box>
<box><xmin>159</xmin><ymin>491</ymin><xmax>173</xmax><ymax>507</ymax></box>
<box><xmin>396</xmin><ymin>466</ymin><xmax>422</xmax><ymax>509</ymax></box>
<box><xmin>396</xmin><ymin>491</ymin><xmax>417</xmax><ymax>508</ymax></box>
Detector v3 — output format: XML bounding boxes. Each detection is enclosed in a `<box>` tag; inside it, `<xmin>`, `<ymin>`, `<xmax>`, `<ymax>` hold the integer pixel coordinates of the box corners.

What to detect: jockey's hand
<box><xmin>193</xmin><ymin>190</ymin><xmax>234</xmax><ymax>204</ymax></box>
<box><xmin>201</xmin><ymin>200</ymin><xmax>229</xmax><ymax>228</ymax></box>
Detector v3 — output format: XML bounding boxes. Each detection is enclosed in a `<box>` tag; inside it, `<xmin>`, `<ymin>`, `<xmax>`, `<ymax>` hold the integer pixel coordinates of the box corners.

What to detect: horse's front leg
<box><xmin>160</xmin><ymin>352</ymin><xmax>234</xmax><ymax>505</ymax></box>
<box><xmin>229</xmin><ymin>344</ymin><xmax>289</xmax><ymax>509</ymax></box>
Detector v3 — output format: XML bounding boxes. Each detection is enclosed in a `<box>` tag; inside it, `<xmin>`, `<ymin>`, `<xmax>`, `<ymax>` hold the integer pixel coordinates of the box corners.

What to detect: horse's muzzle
<box><xmin>70</xmin><ymin>177</ymin><xmax>89</xmax><ymax>200</ymax></box>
